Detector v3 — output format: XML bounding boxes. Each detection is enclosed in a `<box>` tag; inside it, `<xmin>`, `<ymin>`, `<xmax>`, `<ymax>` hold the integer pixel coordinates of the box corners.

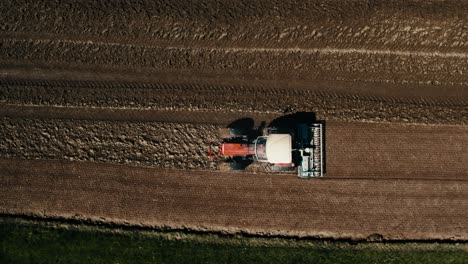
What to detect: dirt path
<box><xmin>1</xmin><ymin>159</ymin><xmax>466</xmax><ymax>241</ymax></box>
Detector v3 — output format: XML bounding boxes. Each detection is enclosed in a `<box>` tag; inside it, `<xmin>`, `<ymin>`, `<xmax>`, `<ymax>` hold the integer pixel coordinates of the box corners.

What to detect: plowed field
<box><xmin>0</xmin><ymin>0</ymin><xmax>467</xmax><ymax>241</ymax></box>
<box><xmin>1</xmin><ymin>159</ymin><xmax>467</xmax><ymax>241</ymax></box>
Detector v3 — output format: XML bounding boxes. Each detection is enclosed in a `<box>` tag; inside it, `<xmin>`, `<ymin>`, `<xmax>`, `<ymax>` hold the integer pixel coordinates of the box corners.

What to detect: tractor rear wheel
<box><xmin>218</xmin><ymin>161</ymin><xmax>249</xmax><ymax>171</ymax></box>
<box><xmin>229</xmin><ymin>162</ymin><xmax>247</xmax><ymax>170</ymax></box>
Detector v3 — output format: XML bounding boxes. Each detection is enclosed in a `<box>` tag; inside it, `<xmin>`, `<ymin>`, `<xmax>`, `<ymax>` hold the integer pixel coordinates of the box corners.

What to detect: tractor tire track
<box><xmin>1</xmin><ymin>1</ymin><xmax>467</xmax><ymax>52</ymax></box>
<box><xmin>1</xmin><ymin>78</ymin><xmax>467</xmax><ymax>107</ymax></box>
<box><xmin>1</xmin><ymin>78</ymin><xmax>467</xmax><ymax>125</ymax></box>
<box><xmin>1</xmin><ymin>37</ymin><xmax>467</xmax><ymax>86</ymax></box>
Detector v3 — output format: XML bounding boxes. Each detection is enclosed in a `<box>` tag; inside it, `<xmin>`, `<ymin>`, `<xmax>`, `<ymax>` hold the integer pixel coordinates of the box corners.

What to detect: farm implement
<box><xmin>210</xmin><ymin>121</ymin><xmax>325</xmax><ymax>178</ymax></box>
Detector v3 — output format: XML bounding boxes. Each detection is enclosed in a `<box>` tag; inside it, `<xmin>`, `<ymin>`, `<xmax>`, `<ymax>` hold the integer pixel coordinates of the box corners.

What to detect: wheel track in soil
<box><xmin>2</xmin><ymin>33</ymin><xmax>468</xmax><ymax>58</ymax></box>
<box><xmin>1</xmin><ymin>78</ymin><xmax>467</xmax><ymax>108</ymax></box>
<box><xmin>1</xmin><ymin>37</ymin><xmax>467</xmax><ymax>86</ymax></box>
<box><xmin>1</xmin><ymin>0</ymin><xmax>467</xmax><ymax>53</ymax></box>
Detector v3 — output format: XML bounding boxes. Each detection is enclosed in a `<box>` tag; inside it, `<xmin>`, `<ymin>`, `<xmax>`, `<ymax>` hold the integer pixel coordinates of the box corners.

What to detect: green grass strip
<box><xmin>1</xmin><ymin>217</ymin><xmax>466</xmax><ymax>264</ymax></box>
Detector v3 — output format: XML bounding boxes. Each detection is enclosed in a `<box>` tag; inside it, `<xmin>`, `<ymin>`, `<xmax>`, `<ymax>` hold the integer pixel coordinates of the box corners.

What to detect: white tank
<box><xmin>265</xmin><ymin>134</ymin><xmax>292</xmax><ymax>163</ymax></box>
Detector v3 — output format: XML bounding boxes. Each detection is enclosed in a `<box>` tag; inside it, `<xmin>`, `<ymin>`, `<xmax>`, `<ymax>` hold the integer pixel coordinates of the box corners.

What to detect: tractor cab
<box><xmin>254</xmin><ymin>134</ymin><xmax>292</xmax><ymax>163</ymax></box>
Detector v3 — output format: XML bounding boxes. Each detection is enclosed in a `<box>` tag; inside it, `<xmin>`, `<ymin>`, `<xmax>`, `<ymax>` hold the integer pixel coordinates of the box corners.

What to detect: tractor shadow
<box><xmin>227</xmin><ymin>117</ymin><xmax>255</xmax><ymax>129</ymax></box>
<box><xmin>226</xmin><ymin>111</ymin><xmax>319</xmax><ymax>135</ymax></box>
<box><xmin>226</xmin><ymin>117</ymin><xmax>258</xmax><ymax>138</ymax></box>
<box><xmin>268</xmin><ymin>112</ymin><xmax>317</xmax><ymax>132</ymax></box>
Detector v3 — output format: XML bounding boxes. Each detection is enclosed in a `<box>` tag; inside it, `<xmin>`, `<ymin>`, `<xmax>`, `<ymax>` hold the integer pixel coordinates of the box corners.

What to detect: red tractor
<box><xmin>211</xmin><ymin>122</ymin><xmax>325</xmax><ymax>178</ymax></box>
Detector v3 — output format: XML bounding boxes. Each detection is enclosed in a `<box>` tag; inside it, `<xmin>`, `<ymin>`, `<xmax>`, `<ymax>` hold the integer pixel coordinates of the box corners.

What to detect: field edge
<box><xmin>1</xmin><ymin>215</ymin><xmax>467</xmax><ymax>250</ymax></box>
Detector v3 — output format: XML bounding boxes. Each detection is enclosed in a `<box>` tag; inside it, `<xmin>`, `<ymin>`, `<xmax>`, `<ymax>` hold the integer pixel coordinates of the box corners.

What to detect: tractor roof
<box><xmin>266</xmin><ymin>134</ymin><xmax>292</xmax><ymax>163</ymax></box>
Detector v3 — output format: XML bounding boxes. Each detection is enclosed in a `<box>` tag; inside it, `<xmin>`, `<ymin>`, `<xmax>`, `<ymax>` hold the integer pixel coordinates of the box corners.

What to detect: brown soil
<box><xmin>1</xmin><ymin>107</ymin><xmax>466</xmax><ymax>179</ymax></box>
<box><xmin>1</xmin><ymin>159</ymin><xmax>467</xmax><ymax>241</ymax></box>
<box><xmin>1</xmin><ymin>1</ymin><xmax>468</xmax><ymax>88</ymax></box>
<box><xmin>0</xmin><ymin>0</ymin><xmax>467</xmax><ymax>241</ymax></box>
<box><xmin>1</xmin><ymin>1</ymin><xmax>467</xmax><ymax>52</ymax></box>
<box><xmin>1</xmin><ymin>37</ymin><xmax>467</xmax><ymax>88</ymax></box>
<box><xmin>0</xmin><ymin>78</ymin><xmax>466</xmax><ymax>125</ymax></box>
